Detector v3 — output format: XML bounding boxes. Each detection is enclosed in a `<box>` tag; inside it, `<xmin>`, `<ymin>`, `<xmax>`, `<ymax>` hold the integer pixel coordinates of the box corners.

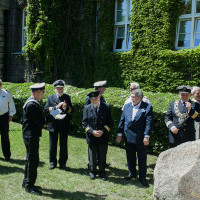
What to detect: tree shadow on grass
<box><xmin>41</xmin><ymin>188</ymin><xmax>107</xmax><ymax>200</ymax></box>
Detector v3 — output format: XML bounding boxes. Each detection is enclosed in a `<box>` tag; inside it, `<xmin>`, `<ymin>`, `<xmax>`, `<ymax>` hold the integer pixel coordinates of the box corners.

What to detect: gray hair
<box><xmin>0</xmin><ymin>79</ymin><xmax>2</xmax><ymax>85</ymax></box>
<box><xmin>130</xmin><ymin>82</ymin><xmax>140</xmax><ymax>89</ymax></box>
<box><xmin>191</xmin><ymin>86</ymin><xmax>200</xmax><ymax>95</ymax></box>
<box><xmin>131</xmin><ymin>89</ymin><xmax>143</xmax><ymax>97</ymax></box>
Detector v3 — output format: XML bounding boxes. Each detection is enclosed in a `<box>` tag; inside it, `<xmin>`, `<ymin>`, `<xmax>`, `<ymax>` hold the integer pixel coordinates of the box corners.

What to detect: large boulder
<box><xmin>153</xmin><ymin>140</ymin><xmax>200</xmax><ymax>200</ymax></box>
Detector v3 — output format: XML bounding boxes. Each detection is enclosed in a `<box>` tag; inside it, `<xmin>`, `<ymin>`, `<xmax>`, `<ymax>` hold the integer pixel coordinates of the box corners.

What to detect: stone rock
<box><xmin>153</xmin><ymin>140</ymin><xmax>200</xmax><ymax>200</ymax></box>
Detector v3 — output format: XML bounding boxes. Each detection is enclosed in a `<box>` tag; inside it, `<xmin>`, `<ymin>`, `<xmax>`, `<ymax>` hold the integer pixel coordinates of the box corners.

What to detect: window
<box><xmin>113</xmin><ymin>0</ymin><xmax>132</xmax><ymax>52</ymax></box>
<box><xmin>176</xmin><ymin>0</ymin><xmax>200</xmax><ymax>49</ymax></box>
<box><xmin>22</xmin><ymin>8</ymin><xmax>27</xmax><ymax>49</ymax></box>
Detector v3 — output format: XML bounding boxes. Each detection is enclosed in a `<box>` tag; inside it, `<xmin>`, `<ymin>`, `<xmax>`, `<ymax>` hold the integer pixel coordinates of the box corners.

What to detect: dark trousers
<box><xmin>88</xmin><ymin>143</ymin><xmax>108</xmax><ymax>175</ymax></box>
<box><xmin>49</xmin><ymin>131</ymin><xmax>68</xmax><ymax>166</ymax></box>
<box><xmin>0</xmin><ymin>113</ymin><xmax>11</xmax><ymax>159</ymax></box>
<box><xmin>23</xmin><ymin>137</ymin><xmax>39</xmax><ymax>187</ymax></box>
<box><xmin>125</xmin><ymin>142</ymin><xmax>147</xmax><ymax>181</ymax></box>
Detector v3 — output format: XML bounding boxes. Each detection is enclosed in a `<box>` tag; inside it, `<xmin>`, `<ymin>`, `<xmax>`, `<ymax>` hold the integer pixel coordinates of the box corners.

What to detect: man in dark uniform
<box><xmin>44</xmin><ymin>80</ymin><xmax>73</xmax><ymax>170</ymax></box>
<box><xmin>22</xmin><ymin>83</ymin><xmax>59</xmax><ymax>195</ymax></box>
<box><xmin>165</xmin><ymin>86</ymin><xmax>200</xmax><ymax>148</ymax></box>
<box><xmin>0</xmin><ymin>79</ymin><xmax>16</xmax><ymax>161</ymax></box>
<box><xmin>84</xmin><ymin>80</ymin><xmax>107</xmax><ymax>106</ymax></box>
<box><xmin>116</xmin><ymin>89</ymin><xmax>153</xmax><ymax>187</ymax></box>
<box><xmin>82</xmin><ymin>91</ymin><xmax>113</xmax><ymax>180</ymax></box>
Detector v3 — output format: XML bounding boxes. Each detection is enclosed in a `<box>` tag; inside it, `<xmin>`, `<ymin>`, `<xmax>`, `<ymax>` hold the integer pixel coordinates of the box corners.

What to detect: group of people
<box><xmin>0</xmin><ymin>78</ymin><xmax>200</xmax><ymax>195</ymax></box>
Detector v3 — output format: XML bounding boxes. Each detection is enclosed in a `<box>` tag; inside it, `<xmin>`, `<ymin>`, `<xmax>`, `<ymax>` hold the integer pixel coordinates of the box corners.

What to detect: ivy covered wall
<box><xmin>24</xmin><ymin>0</ymin><xmax>200</xmax><ymax>92</ymax></box>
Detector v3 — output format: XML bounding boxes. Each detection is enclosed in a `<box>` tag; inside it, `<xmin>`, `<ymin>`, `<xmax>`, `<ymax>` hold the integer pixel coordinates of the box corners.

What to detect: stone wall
<box><xmin>0</xmin><ymin>10</ymin><xmax>4</xmax><ymax>78</ymax></box>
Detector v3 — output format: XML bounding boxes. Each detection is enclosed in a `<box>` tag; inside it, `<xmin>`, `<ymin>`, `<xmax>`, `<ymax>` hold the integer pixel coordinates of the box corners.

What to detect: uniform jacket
<box><xmin>23</xmin><ymin>97</ymin><xmax>53</xmax><ymax>138</ymax></box>
<box><xmin>44</xmin><ymin>93</ymin><xmax>73</xmax><ymax>132</ymax></box>
<box><xmin>84</xmin><ymin>95</ymin><xmax>105</xmax><ymax>107</ymax></box>
<box><xmin>164</xmin><ymin>99</ymin><xmax>200</xmax><ymax>144</ymax></box>
<box><xmin>82</xmin><ymin>102</ymin><xmax>113</xmax><ymax>144</ymax></box>
<box><xmin>118</xmin><ymin>101</ymin><xmax>153</xmax><ymax>144</ymax></box>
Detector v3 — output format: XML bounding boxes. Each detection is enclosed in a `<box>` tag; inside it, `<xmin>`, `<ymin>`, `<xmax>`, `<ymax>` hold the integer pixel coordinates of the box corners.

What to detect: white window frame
<box><xmin>113</xmin><ymin>0</ymin><xmax>132</xmax><ymax>52</ymax></box>
<box><xmin>22</xmin><ymin>8</ymin><xmax>27</xmax><ymax>50</ymax></box>
<box><xmin>175</xmin><ymin>0</ymin><xmax>200</xmax><ymax>50</ymax></box>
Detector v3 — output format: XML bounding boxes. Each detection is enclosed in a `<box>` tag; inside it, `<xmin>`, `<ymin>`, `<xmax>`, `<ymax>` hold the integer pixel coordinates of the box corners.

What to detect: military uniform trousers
<box><xmin>23</xmin><ymin>137</ymin><xmax>39</xmax><ymax>187</ymax></box>
<box><xmin>88</xmin><ymin>142</ymin><xmax>108</xmax><ymax>176</ymax></box>
<box><xmin>125</xmin><ymin>142</ymin><xmax>147</xmax><ymax>181</ymax></box>
<box><xmin>49</xmin><ymin>130</ymin><xmax>68</xmax><ymax>166</ymax></box>
<box><xmin>0</xmin><ymin>113</ymin><xmax>11</xmax><ymax>159</ymax></box>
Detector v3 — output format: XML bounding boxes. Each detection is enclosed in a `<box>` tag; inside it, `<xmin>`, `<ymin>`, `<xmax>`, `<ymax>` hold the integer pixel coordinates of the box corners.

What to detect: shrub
<box><xmin>4</xmin><ymin>82</ymin><xmax>178</xmax><ymax>154</ymax></box>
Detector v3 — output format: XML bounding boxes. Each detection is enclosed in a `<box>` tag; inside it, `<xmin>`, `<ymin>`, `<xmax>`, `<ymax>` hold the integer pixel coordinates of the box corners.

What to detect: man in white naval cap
<box><xmin>84</xmin><ymin>80</ymin><xmax>111</xmax><ymax>167</ymax></box>
<box><xmin>22</xmin><ymin>83</ymin><xmax>60</xmax><ymax>195</ymax></box>
<box><xmin>45</xmin><ymin>80</ymin><xmax>73</xmax><ymax>171</ymax></box>
<box><xmin>0</xmin><ymin>79</ymin><xmax>16</xmax><ymax>161</ymax></box>
<box><xmin>84</xmin><ymin>80</ymin><xmax>107</xmax><ymax>106</ymax></box>
<box><xmin>122</xmin><ymin>82</ymin><xmax>150</xmax><ymax>110</ymax></box>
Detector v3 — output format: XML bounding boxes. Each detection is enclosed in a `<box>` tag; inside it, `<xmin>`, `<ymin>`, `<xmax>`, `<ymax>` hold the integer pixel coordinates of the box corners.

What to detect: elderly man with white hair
<box><xmin>192</xmin><ymin>86</ymin><xmax>200</xmax><ymax>140</ymax></box>
<box><xmin>122</xmin><ymin>82</ymin><xmax>150</xmax><ymax>110</ymax></box>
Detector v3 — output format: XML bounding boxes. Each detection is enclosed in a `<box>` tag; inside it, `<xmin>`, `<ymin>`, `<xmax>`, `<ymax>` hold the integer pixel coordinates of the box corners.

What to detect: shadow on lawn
<box><xmin>41</xmin><ymin>188</ymin><xmax>107</xmax><ymax>199</ymax></box>
<box><xmin>68</xmin><ymin>165</ymin><xmax>154</xmax><ymax>186</ymax></box>
<box><xmin>0</xmin><ymin>165</ymin><xmax>24</xmax><ymax>174</ymax></box>
<box><xmin>0</xmin><ymin>157</ymin><xmax>45</xmax><ymax>167</ymax></box>
<box><xmin>106</xmin><ymin>166</ymin><xmax>153</xmax><ymax>186</ymax></box>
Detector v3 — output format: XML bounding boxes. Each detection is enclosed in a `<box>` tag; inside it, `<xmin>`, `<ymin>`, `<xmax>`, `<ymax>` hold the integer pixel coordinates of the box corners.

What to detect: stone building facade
<box><xmin>0</xmin><ymin>0</ymin><xmax>26</xmax><ymax>82</ymax></box>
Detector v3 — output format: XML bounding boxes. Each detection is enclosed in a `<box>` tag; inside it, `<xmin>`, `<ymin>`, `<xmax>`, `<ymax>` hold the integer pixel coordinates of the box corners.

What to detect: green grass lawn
<box><xmin>0</xmin><ymin>122</ymin><xmax>157</xmax><ymax>200</ymax></box>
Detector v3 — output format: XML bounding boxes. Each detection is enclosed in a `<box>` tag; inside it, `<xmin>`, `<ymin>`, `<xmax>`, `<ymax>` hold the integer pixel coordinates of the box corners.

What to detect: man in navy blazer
<box><xmin>116</xmin><ymin>89</ymin><xmax>153</xmax><ymax>187</ymax></box>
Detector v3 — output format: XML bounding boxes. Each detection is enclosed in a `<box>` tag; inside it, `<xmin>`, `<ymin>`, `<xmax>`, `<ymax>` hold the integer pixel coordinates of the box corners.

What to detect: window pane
<box><xmin>126</xmin><ymin>26</ymin><xmax>131</xmax><ymax>49</ymax></box>
<box><xmin>197</xmin><ymin>0</ymin><xmax>200</xmax><ymax>13</ymax></box>
<box><xmin>128</xmin><ymin>0</ymin><xmax>132</xmax><ymax>21</ymax></box>
<box><xmin>180</xmin><ymin>0</ymin><xmax>192</xmax><ymax>14</ymax></box>
<box><xmin>116</xmin><ymin>0</ymin><xmax>126</xmax><ymax>22</ymax></box>
<box><xmin>116</xmin><ymin>38</ymin><xmax>125</xmax><ymax>49</ymax></box>
<box><xmin>178</xmin><ymin>33</ymin><xmax>191</xmax><ymax>47</ymax></box>
<box><xmin>196</xmin><ymin>19</ymin><xmax>200</xmax><ymax>32</ymax></box>
<box><xmin>195</xmin><ymin>19</ymin><xmax>200</xmax><ymax>46</ymax></box>
<box><xmin>117</xmin><ymin>26</ymin><xmax>125</xmax><ymax>37</ymax></box>
<box><xmin>179</xmin><ymin>20</ymin><xmax>192</xmax><ymax>34</ymax></box>
<box><xmin>115</xmin><ymin>26</ymin><xmax>125</xmax><ymax>49</ymax></box>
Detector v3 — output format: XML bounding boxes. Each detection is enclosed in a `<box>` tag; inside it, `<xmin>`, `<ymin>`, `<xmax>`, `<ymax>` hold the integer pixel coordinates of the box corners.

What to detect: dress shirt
<box><xmin>0</xmin><ymin>89</ymin><xmax>16</xmax><ymax>116</ymax></box>
<box><xmin>132</xmin><ymin>101</ymin><xmax>141</xmax><ymax>120</ymax></box>
<box><xmin>122</xmin><ymin>96</ymin><xmax>150</xmax><ymax>110</ymax></box>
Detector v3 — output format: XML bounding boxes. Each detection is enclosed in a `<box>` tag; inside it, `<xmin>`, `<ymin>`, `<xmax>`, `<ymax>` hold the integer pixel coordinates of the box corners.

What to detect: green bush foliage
<box><xmin>4</xmin><ymin>82</ymin><xmax>179</xmax><ymax>154</ymax></box>
<box><xmin>24</xmin><ymin>0</ymin><xmax>200</xmax><ymax>92</ymax></box>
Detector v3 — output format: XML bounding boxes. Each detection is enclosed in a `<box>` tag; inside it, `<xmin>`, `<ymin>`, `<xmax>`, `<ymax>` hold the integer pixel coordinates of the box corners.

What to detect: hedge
<box><xmin>4</xmin><ymin>82</ymin><xmax>180</xmax><ymax>154</ymax></box>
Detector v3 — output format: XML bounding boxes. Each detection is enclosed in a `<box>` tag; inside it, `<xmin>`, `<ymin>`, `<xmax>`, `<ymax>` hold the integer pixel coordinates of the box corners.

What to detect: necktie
<box><xmin>95</xmin><ymin>107</ymin><xmax>98</xmax><ymax>115</ymax></box>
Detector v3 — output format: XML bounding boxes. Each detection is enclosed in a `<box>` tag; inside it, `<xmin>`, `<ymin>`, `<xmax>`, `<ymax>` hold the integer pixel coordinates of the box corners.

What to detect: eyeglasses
<box><xmin>129</xmin><ymin>88</ymin><xmax>136</xmax><ymax>91</ymax></box>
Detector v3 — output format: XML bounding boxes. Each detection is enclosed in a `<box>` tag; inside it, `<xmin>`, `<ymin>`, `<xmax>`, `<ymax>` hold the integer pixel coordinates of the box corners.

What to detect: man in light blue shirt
<box><xmin>0</xmin><ymin>79</ymin><xmax>16</xmax><ymax>161</ymax></box>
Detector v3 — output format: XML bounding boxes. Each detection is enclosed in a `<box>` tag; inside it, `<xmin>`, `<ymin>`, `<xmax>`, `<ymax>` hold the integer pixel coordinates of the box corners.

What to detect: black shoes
<box><xmin>89</xmin><ymin>173</ymin><xmax>96</xmax><ymax>180</ymax></box>
<box><xmin>99</xmin><ymin>174</ymin><xmax>107</xmax><ymax>181</ymax></box>
<box><xmin>24</xmin><ymin>185</ymin><xmax>42</xmax><ymax>195</ymax></box>
<box><xmin>59</xmin><ymin>165</ymin><xmax>69</xmax><ymax>171</ymax></box>
<box><xmin>105</xmin><ymin>163</ymin><xmax>111</xmax><ymax>168</ymax></box>
<box><xmin>5</xmin><ymin>157</ymin><xmax>10</xmax><ymax>161</ymax></box>
<box><xmin>139</xmin><ymin>179</ymin><xmax>149</xmax><ymax>187</ymax></box>
<box><xmin>26</xmin><ymin>186</ymin><xmax>42</xmax><ymax>195</ymax></box>
<box><xmin>49</xmin><ymin>165</ymin><xmax>56</xmax><ymax>170</ymax></box>
<box><xmin>22</xmin><ymin>182</ymin><xmax>42</xmax><ymax>190</ymax></box>
<box><xmin>124</xmin><ymin>175</ymin><xmax>137</xmax><ymax>180</ymax></box>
